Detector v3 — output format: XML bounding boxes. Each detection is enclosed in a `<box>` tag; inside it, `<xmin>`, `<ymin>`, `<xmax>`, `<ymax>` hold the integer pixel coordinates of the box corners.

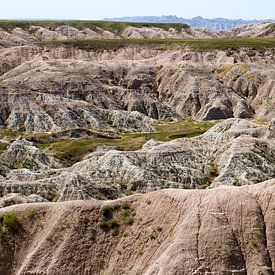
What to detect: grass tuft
<box><xmin>0</xmin><ymin>213</ymin><xmax>23</xmax><ymax>239</ymax></box>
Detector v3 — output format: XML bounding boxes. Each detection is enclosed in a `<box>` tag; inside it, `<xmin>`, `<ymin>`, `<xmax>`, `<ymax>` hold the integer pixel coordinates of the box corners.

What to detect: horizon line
<box><xmin>0</xmin><ymin>16</ymin><xmax>274</xmax><ymax>22</ymax></box>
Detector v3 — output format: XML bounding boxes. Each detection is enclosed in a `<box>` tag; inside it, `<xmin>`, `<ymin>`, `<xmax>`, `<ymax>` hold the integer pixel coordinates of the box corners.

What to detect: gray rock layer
<box><xmin>0</xmin><ymin>119</ymin><xmax>274</xmax><ymax>204</ymax></box>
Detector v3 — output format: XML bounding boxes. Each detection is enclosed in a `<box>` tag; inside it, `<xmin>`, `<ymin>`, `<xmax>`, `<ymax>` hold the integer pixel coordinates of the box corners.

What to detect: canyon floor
<box><xmin>0</xmin><ymin>21</ymin><xmax>274</xmax><ymax>275</ymax></box>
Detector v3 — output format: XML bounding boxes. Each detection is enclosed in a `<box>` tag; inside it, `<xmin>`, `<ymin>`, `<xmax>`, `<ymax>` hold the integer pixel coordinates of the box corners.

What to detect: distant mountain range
<box><xmin>103</xmin><ymin>16</ymin><xmax>275</xmax><ymax>30</ymax></box>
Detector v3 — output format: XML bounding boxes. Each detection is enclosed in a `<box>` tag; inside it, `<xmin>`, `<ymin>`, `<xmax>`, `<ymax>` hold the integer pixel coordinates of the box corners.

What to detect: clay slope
<box><xmin>0</xmin><ymin>179</ymin><xmax>274</xmax><ymax>275</ymax></box>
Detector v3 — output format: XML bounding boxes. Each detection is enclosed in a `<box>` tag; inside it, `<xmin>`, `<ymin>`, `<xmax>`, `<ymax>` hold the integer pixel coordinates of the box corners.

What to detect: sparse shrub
<box><xmin>99</xmin><ymin>220</ymin><xmax>109</xmax><ymax>230</ymax></box>
<box><xmin>2</xmin><ymin>213</ymin><xmax>22</xmax><ymax>233</ymax></box>
<box><xmin>80</xmin><ymin>216</ymin><xmax>90</xmax><ymax>226</ymax></box>
<box><xmin>100</xmin><ymin>205</ymin><xmax>114</xmax><ymax>219</ymax></box>
<box><xmin>250</xmin><ymin>240</ymin><xmax>259</xmax><ymax>250</ymax></box>
<box><xmin>157</xmin><ymin>226</ymin><xmax>163</xmax><ymax>232</ymax></box>
<box><xmin>112</xmin><ymin>204</ymin><xmax>121</xmax><ymax>210</ymax></box>
<box><xmin>100</xmin><ymin>206</ymin><xmax>111</xmax><ymax>215</ymax></box>
<box><xmin>99</xmin><ymin>218</ymin><xmax>119</xmax><ymax>230</ymax></box>
<box><xmin>111</xmin><ymin>227</ymin><xmax>119</xmax><ymax>237</ymax></box>
<box><xmin>108</xmin><ymin>219</ymin><xmax>119</xmax><ymax>229</ymax></box>
<box><xmin>0</xmin><ymin>142</ymin><xmax>8</xmax><ymax>156</ymax></box>
<box><xmin>121</xmin><ymin>202</ymin><xmax>130</xmax><ymax>210</ymax></box>
<box><xmin>120</xmin><ymin>209</ymin><xmax>130</xmax><ymax>218</ymax></box>
<box><xmin>124</xmin><ymin>216</ymin><xmax>134</xmax><ymax>226</ymax></box>
<box><xmin>88</xmin><ymin>227</ymin><xmax>96</xmax><ymax>241</ymax></box>
<box><xmin>99</xmin><ymin>203</ymin><xmax>135</xmax><ymax>233</ymax></box>
<box><xmin>251</xmin><ymin>227</ymin><xmax>265</xmax><ymax>241</ymax></box>
<box><xmin>0</xmin><ymin>213</ymin><xmax>23</xmax><ymax>240</ymax></box>
<box><xmin>100</xmin><ymin>204</ymin><xmax>121</xmax><ymax>219</ymax></box>
<box><xmin>26</xmin><ymin>209</ymin><xmax>38</xmax><ymax>220</ymax></box>
<box><xmin>126</xmin><ymin>191</ymin><xmax>134</xmax><ymax>196</ymax></box>
<box><xmin>149</xmin><ymin>227</ymin><xmax>163</xmax><ymax>241</ymax></box>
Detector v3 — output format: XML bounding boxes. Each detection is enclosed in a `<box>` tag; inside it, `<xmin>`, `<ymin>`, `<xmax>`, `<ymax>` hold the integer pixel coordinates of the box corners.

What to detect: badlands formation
<box><xmin>0</xmin><ymin>21</ymin><xmax>274</xmax><ymax>274</ymax></box>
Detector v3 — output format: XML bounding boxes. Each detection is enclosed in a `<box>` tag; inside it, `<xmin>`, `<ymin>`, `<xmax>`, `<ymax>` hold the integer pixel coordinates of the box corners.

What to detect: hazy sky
<box><xmin>0</xmin><ymin>0</ymin><xmax>274</xmax><ymax>20</ymax></box>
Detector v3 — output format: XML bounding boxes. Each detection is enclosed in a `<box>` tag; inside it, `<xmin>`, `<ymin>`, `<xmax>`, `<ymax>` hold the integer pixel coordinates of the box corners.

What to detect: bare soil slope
<box><xmin>0</xmin><ymin>179</ymin><xmax>274</xmax><ymax>275</ymax></box>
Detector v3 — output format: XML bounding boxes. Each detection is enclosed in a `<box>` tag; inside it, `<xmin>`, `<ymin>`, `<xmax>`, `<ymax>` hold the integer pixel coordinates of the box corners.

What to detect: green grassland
<box><xmin>0</xmin><ymin>119</ymin><xmax>216</xmax><ymax>166</ymax></box>
<box><xmin>0</xmin><ymin>142</ymin><xmax>8</xmax><ymax>155</ymax></box>
<box><xmin>0</xmin><ymin>20</ymin><xmax>189</xmax><ymax>33</ymax></box>
<box><xmin>1</xmin><ymin>20</ymin><xmax>274</xmax><ymax>52</ymax></box>
<box><xmin>45</xmin><ymin>119</ymin><xmax>216</xmax><ymax>165</ymax></box>
<box><xmin>39</xmin><ymin>37</ymin><xmax>275</xmax><ymax>52</ymax></box>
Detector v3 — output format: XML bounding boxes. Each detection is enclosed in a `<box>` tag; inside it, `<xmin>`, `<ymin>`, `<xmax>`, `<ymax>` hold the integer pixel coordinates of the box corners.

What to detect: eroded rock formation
<box><xmin>0</xmin><ymin>179</ymin><xmax>274</xmax><ymax>275</ymax></box>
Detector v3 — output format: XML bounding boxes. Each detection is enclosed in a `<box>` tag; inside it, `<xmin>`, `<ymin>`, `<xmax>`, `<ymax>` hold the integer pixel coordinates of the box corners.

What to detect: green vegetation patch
<box><xmin>0</xmin><ymin>142</ymin><xmax>8</xmax><ymax>155</ymax></box>
<box><xmin>0</xmin><ymin>20</ymin><xmax>189</xmax><ymax>33</ymax></box>
<box><xmin>99</xmin><ymin>202</ymin><xmax>135</xmax><ymax>236</ymax></box>
<box><xmin>0</xmin><ymin>213</ymin><xmax>23</xmax><ymax>239</ymax></box>
<box><xmin>26</xmin><ymin>209</ymin><xmax>38</xmax><ymax>220</ymax></box>
<box><xmin>18</xmin><ymin>158</ymin><xmax>39</xmax><ymax>170</ymax></box>
<box><xmin>0</xmin><ymin>129</ymin><xmax>19</xmax><ymax>139</ymax></box>
<box><xmin>39</xmin><ymin>37</ymin><xmax>275</xmax><ymax>52</ymax></box>
<box><xmin>44</xmin><ymin>119</ymin><xmax>216</xmax><ymax>165</ymax></box>
<box><xmin>0</xmin><ymin>120</ymin><xmax>217</xmax><ymax>166</ymax></box>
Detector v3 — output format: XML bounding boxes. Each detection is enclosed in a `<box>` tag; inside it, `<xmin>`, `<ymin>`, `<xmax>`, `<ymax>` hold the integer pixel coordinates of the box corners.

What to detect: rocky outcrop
<box><xmin>230</xmin><ymin>23</ymin><xmax>275</xmax><ymax>37</ymax></box>
<box><xmin>215</xmin><ymin>64</ymin><xmax>275</xmax><ymax>120</ymax></box>
<box><xmin>0</xmin><ymin>40</ymin><xmax>273</xmax><ymax>130</ymax></box>
<box><xmin>198</xmin><ymin>119</ymin><xmax>275</xmax><ymax>186</ymax></box>
<box><xmin>0</xmin><ymin>24</ymin><xmax>274</xmax><ymax>127</ymax></box>
<box><xmin>0</xmin><ymin>119</ymin><xmax>273</xmax><ymax>204</ymax></box>
<box><xmin>0</xmin><ymin>138</ymin><xmax>62</xmax><ymax>170</ymax></box>
<box><xmin>0</xmin><ymin>180</ymin><xmax>273</xmax><ymax>275</ymax></box>
<box><xmin>1</xmin><ymin>56</ymin><xmax>273</xmax><ymax>131</ymax></box>
<box><xmin>0</xmin><ymin>193</ymin><xmax>47</xmax><ymax>208</ymax></box>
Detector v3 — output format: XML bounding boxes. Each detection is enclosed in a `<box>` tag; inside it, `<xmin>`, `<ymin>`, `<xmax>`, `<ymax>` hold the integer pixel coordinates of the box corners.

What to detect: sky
<box><xmin>0</xmin><ymin>0</ymin><xmax>274</xmax><ymax>20</ymax></box>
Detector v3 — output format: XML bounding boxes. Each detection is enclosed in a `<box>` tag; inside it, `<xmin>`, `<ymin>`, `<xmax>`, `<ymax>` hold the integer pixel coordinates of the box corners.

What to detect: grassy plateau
<box><xmin>0</xmin><ymin>20</ymin><xmax>189</xmax><ymax>33</ymax></box>
<box><xmin>0</xmin><ymin>20</ymin><xmax>274</xmax><ymax>51</ymax></box>
<box><xmin>39</xmin><ymin>37</ymin><xmax>275</xmax><ymax>52</ymax></box>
